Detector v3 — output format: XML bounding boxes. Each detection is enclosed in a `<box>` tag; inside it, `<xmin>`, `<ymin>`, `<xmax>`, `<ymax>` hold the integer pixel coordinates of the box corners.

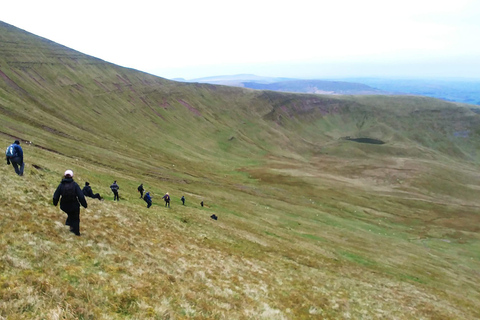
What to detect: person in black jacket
<box><xmin>5</xmin><ymin>140</ymin><xmax>24</xmax><ymax>176</ymax></box>
<box><xmin>53</xmin><ymin>170</ymin><xmax>87</xmax><ymax>236</ymax></box>
<box><xmin>138</xmin><ymin>183</ymin><xmax>144</xmax><ymax>199</ymax></box>
<box><xmin>82</xmin><ymin>182</ymin><xmax>102</xmax><ymax>200</ymax></box>
<box><xmin>110</xmin><ymin>181</ymin><xmax>120</xmax><ymax>201</ymax></box>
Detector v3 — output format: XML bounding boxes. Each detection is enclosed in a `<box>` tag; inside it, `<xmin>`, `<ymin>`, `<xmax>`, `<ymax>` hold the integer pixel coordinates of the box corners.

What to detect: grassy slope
<box><xmin>1</xmin><ymin>21</ymin><xmax>480</xmax><ymax>319</ymax></box>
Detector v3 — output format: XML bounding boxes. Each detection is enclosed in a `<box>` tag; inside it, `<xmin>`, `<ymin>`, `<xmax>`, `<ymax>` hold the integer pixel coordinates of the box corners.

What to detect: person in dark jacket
<box><xmin>53</xmin><ymin>170</ymin><xmax>87</xmax><ymax>236</ymax></box>
<box><xmin>138</xmin><ymin>183</ymin><xmax>144</xmax><ymax>198</ymax></box>
<box><xmin>144</xmin><ymin>191</ymin><xmax>152</xmax><ymax>208</ymax></box>
<box><xmin>5</xmin><ymin>140</ymin><xmax>24</xmax><ymax>176</ymax></box>
<box><xmin>181</xmin><ymin>195</ymin><xmax>185</xmax><ymax>205</ymax></box>
<box><xmin>110</xmin><ymin>180</ymin><xmax>120</xmax><ymax>201</ymax></box>
<box><xmin>162</xmin><ymin>192</ymin><xmax>170</xmax><ymax>207</ymax></box>
<box><xmin>82</xmin><ymin>182</ymin><xmax>102</xmax><ymax>200</ymax></box>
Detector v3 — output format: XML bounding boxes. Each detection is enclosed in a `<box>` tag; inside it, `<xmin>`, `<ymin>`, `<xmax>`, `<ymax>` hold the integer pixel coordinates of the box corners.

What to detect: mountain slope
<box><xmin>1</xmin><ymin>21</ymin><xmax>480</xmax><ymax>319</ymax></box>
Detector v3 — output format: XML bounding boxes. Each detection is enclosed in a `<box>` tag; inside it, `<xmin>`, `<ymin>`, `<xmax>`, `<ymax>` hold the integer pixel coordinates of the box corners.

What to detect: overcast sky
<box><xmin>1</xmin><ymin>0</ymin><xmax>480</xmax><ymax>80</ymax></box>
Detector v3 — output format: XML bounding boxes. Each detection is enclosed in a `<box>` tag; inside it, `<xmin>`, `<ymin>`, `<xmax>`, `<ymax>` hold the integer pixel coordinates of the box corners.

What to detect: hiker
<box><xmin>5</xmin><ymin>140</ymin><xmax>24</xmax><ymax>176</ymax></box>
<box><xmin>210</xmin><ymin>214</ymin><xmax>218</xmax><ymax>220</ymax></box>
<box><xmin>138</xmin><ymin>183</ymin><xmax>144</xmax><ymax>198</ymax></box>
<box><xmin>53</xmin><ymin>170</ymin><xmax>87</xmax><ymax>236</ymax></box>
<box><xmin>201</xmin><ymin>201</ymin><xmax>204</xmax><ymax>207</ymax></box>
<box><xmin>162</xmin><ymin>192</ymin><xmax>170</xmax><ymax>207</ymax></box>
<box><xmin>82</xmin><ymin>182</ymin><xmax>102</xmax><ymax>200</ymax></box>
<box><xmin>181</xmin><ymin>195</ymin><xmax>185</xmax><ymax>205</ymax></box>
<box><xmin>110</xmin><ymin>180</ymin><xmax>120</xmax><ymax>201</ymax></box>
<box><xmin>144</xmin><ymin>191</ymin><xmax>152</xmax><ymax>208</ymax></box>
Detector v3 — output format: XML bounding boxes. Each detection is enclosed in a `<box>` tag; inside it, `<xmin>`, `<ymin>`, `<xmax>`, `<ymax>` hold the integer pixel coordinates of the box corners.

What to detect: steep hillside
<box><xmin>1</xmin><ymin>21</ymin><xmax>480</xmax><ymax>319</ymax></box>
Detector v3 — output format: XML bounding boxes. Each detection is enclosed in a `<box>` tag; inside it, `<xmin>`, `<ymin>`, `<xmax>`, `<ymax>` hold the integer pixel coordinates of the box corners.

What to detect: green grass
<box><xmin>1</xmin><ymin>20</ymin><xmax>480</xmax><ymax>319</ymax></box>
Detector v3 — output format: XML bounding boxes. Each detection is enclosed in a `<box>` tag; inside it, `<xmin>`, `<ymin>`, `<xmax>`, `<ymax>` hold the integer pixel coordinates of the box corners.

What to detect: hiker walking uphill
<box><xmin>181</xmin><ymin>195</ymin><xmax>185</xmax><ymax>205</ymax></box>
<box><xmin>144</xmin><ymin>191</ymin><xmax>152</xmax><ymax>208</ymax></box>
<box><xmin>5</xmin><ymin>140</ymin><xmax>24</xmax><ymax>176</ymax></box>
<box><xmin>82</xmin><ymin>182</ymin><xmax>103</xmax><ymax>201</ymax></box>
<box><xmin>162</xmin><ymin>192</ymin><xmax>170</xmax><ymax>208</ymax></box>
<box><xmin>53</xmin><ymin>170</ymin><xmax>87</xmax><ymax>236</ymax></box>
<box><xmin>110</xmin><ymin>181</ymin><xmax>120</xmax><ymax>201</ymax></box>
<box><xmin>138</xmin><ymin>183</ymin><xmax>144</xmax><ymax>199</ymax></box>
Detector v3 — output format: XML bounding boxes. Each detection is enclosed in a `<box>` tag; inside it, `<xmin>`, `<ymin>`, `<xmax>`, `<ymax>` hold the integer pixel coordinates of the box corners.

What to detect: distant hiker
<box><xmin>181</xmin><ymin>195</ymin><xmax>185</xmax><ymax>205</ymax></box>
<box><xmin>5</xmin><ymin>140</ymin><xmax>24</xmax><ymax>176</ymax></box>
<box><xmin>210</xmin><ymin>214</ymin><xmax>218</xmax><ymax>220</ymax></box>
<box><xmin>162</xmin><ymin>192</ymin><xmax>170</xmax><ymax>208</ymax></box>
<box><xmin>144</xmin><ymin>191</ymin><xmax>152</xmax><ymax>208</ymax></box>
<box><xmin>138</xmin><ymin>183</ymin><xmax>144</xmax><ymax>198</ymax></box>
<box><xmin>110</xmin><ymin>180</ymin><xmax>120</xmax><ymax>201</ymax></box>
<box><xmin>82</xmin><ymin>182</ymin><xmax>102</xmax><ymax>201</ymax></box>
<box><xmin>200</xmin><ymin>201</ymin><xmax>204</xmax><ymax>207</ymax></box>
<box><xmin>53</xmin><ymin>170</ymin><xmax>87</xmax><ymax>236</ymax></box>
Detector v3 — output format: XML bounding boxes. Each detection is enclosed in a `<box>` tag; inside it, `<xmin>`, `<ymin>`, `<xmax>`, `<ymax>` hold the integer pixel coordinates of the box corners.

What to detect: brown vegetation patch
<box><xmin>146</xmin><ymin>104</ymin><xmax>165</xmax><ymax>120</ymax></box>
<box><xmin>345</xmin><ymin>137</ymin><xmax>385</xmax><ymax>144</ymax></box>
<box><xmin>0</xmin><ymin>69</ymin><xmax>28</xmax><ymax>94</ymax></box>
<box><xmin>33</xmin><ymin>143</ymin><xmax>65</xmax><ymax>156</ymax></box>
<box><xmin>0</xmin><ymin>129</ymin><xmax>21</xmax><ymax>140</ymax></box>
<box><xmin>178</xmin><ymin>99</ymin><xmax>201</xmax><ymax>116</ymax></box>
<box><xmin>41</xmin><ymin>126</ymin><xmax>73</xmax><ymax>139</ymax></box>
<box><xmin>93</xmin><ymin>79</ymin><xmax>108</xmax><ymax>91</ymax></box>
<box><xmin>159</xmin><ymin>98</ymin><xmax>170</xmax><ymax>109</ymax></box>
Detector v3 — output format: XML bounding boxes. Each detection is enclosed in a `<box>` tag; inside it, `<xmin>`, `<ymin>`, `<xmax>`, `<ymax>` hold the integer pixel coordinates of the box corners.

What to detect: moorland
<box><xmin>1</xmin><ymin>21</ymin><xmax>480</xmax><ymax>319</ymax></box>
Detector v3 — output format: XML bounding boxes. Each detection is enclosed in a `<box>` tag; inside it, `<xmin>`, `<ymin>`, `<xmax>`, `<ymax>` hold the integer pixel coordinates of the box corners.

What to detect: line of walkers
<box><xmin>52</xmin><ymin>170</ymin><xmax>189</xmax><ymax>236</ymax></box>
<box><xmin>5</xmin><ymin>139</ymin><xmax>209</xmax><ymax>237</ymax></box>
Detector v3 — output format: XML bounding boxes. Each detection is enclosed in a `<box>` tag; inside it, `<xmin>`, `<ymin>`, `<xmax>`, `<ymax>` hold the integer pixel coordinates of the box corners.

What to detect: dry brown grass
<box><xmin>1</xmin><ymin>138</ymin><xmax>480</xmax><ymax>320</ymax></box>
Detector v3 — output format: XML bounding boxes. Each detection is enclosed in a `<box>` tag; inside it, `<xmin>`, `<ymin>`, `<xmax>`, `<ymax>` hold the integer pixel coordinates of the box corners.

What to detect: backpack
<box><xmin>5</xmin><ymin>145</ymin><xmax>16</xmax><ymax>158</ymax></box>
<box><xmin>62</xmin><ymin>181</ymin><xmax>77</xmax><ymax>201</ymax></box>
<box><xmin>165</xmin><ymin>195</ymin><xmax>170</xmax><ymax>201</ymax></box>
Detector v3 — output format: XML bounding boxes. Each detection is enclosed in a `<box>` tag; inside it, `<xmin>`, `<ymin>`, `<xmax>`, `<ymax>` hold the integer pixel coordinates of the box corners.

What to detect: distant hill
<box><xmin>187</xmin><ymin>74</ymin><xmax>387</xmax><ymax>95</ymax></box>
<box><xmin>186</xmin><ymin>74</ymin><xmax>480</xmax><ymax>105</ymax></box>
<box><xmin>189</xmin><ymin>74</ymin><xmax>289</xmax><ymax>84</ymax></box>
<box><xmin>242</xmin><ymin>79</ymin><xmax>386</xmax><ymax>95</ymax></box>
<box><xmin>340</xmin><ymin>77</ymin><xmax>480</xmax><ymax>106</ymax></box>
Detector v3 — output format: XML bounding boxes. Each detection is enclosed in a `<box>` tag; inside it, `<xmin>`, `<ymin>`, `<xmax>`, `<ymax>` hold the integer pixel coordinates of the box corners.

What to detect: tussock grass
<box><xmin>1</xmin><ymin>137</ymin><xmax>480</xmax><ymax>319</ymax></box>
<box><xmin>1</xmin><ymin>21</ymin><xmax>480</xmax><ymax>318</ymax></box>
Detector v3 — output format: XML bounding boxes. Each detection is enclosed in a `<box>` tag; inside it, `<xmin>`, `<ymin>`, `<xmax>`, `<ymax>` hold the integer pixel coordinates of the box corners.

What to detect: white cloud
<box><xmin>1</xmin><ymin>0</ymin><xmax>479</xmax><ymax>78</ymax></box>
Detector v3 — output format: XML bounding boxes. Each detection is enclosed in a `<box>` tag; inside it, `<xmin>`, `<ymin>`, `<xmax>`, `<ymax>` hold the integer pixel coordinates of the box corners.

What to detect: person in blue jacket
<box><xmin>144</xmin><ymin>191</ymin><xmax>152</xmax><ymax>208</ymax></box>
<box><xmin>5</xmin><ymin>140</ymin><xmax>24</xmax><ymax>176</ymax></box>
